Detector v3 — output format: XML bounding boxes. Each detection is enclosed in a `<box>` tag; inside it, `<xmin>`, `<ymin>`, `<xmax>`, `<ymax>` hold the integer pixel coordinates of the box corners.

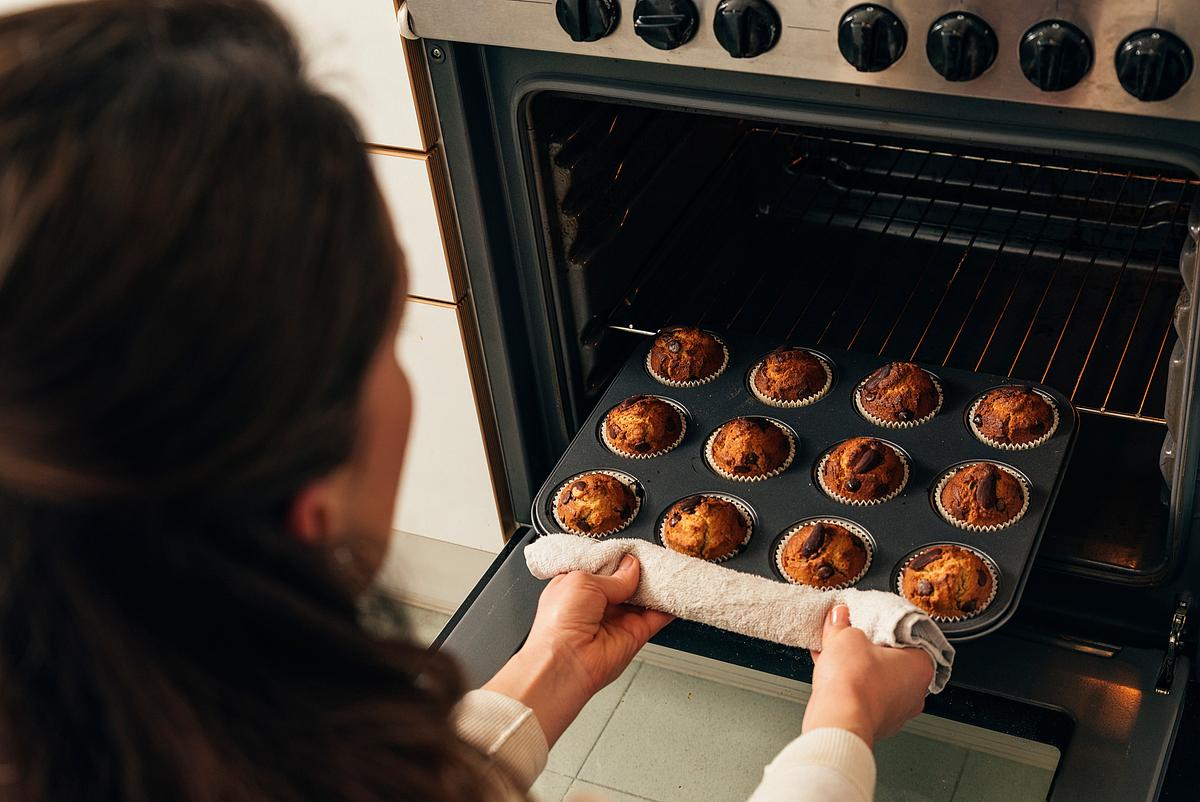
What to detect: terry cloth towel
<box><xmin>525</xmin><ymin>533</ymin><xmax>955</xmax><ymax>694</ymax></box>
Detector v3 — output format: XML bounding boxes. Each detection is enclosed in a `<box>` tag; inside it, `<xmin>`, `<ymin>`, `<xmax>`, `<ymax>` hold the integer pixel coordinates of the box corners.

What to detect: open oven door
<box><xmin>436</xmin><ymin>529</ymin><xmax>1191</xmax><ymax>802</ymax></box>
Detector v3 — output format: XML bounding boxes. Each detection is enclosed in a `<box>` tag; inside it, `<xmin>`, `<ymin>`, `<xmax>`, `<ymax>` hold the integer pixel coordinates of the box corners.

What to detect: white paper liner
<box><xmin>703</xmin><ymin>418</ymin><xmax>797</xmax><ymax>482</ymax></box>
<box><xmin>645</xmin><ymin>334</ymin><xmax>730</xmax><ymax>388</ymax></box>
<box><xmin>895</xmin><ymin>544</ymin><xmax>1000</xmax><ymax>623</ymax></box>
<box><xmin>552</xmin><ymin>470</ymin><xmax>643</xmax><ymax>539</ymax></box>
<box><xmin>815</xmin><ymin>441</ymin><xmax>910</xmax><ymax>506</ymax></box>
<box><xmin>600</xmin><ymin>396</ymin><xmax>689</xmax><ymax>459</ymax></box>
<box><xmin>657</xmin><ymin>493</ymin><xmax>754</xmax><ymax>563</ymax></box>
<box><xmin>748</xmin><ymin>351</ymin><xmax>834</xmax><ymax>409</ymax></box>
<box><xmin>932</xmin><ymin>462</ymin><xmax>1031</xmax><ymax>532</ymax></box>
<box><xmin>853</xmin><ymin>369</ymin><xmax>944</xmax><ymax>429</ymax></box>
<box><xmin>966</xmin><ymin>388</ymin><xmax>1061</xmax><ymax>451</ymax></box>
<box><xmin>775</xmin><ymin>518</ymin><xmax>874</xmax><ymax>591</ymax></box>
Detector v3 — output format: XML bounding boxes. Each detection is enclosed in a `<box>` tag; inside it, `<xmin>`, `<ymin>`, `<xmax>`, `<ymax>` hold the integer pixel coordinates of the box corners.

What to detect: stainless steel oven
<box><xmin>402</xmin><ymin>2</ymin><xmax>1200</xmax><ymax>798</ymax></box>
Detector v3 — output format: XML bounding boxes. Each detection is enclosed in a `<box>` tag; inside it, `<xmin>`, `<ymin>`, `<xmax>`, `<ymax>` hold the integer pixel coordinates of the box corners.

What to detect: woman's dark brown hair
<box><xmin>0</xmin><ymin>1</ymin><xmax>499</xmax><ymax>800</ymax></box>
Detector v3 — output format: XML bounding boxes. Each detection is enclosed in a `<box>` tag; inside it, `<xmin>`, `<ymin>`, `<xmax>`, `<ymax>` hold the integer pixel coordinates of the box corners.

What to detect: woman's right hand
<box><xmin>801</xmin><ymin>604</ymin><xmax>934</xmax><ymax>749</ymax></box>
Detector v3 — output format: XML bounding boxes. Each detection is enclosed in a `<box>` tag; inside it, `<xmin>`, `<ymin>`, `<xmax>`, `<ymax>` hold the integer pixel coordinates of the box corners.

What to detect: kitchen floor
<box><xmin>403</xmin><ymin>604</ymin><xmax>1056</xmax><ymax>802</ymax></box>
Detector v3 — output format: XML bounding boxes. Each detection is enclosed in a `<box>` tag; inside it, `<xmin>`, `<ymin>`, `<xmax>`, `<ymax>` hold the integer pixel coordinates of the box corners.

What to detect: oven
<box><xmin>401</xmin><ymin>1</ymin><xmax>1199</xmax><ymax>798</ymax></box>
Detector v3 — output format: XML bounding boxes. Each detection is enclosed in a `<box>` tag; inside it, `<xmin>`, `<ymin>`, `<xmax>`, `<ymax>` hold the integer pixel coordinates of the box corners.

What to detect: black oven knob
<box><xmin>926</xmin><ymin>12</ymin><xmax>996</xmax><ymax>81</ymax></box>
<box><xmin>838</xmin><ymin>5</ymin><xmax>906</xmax><ymax>72</ymax></box>
<box><xmin>1116</xmin><ymin>29</ymin><xmax>1193</xmax><ymax>101</ymax></box>
<box><xmin>555</xmin><ymin>0</ymin><xmax>620</xmax><ymax>43</ymax></box>
<box><xmin>713</xmin><ymin>0</ymin><xmax>781</xmax><ymax>59</ymax></box>
<box><xmin>1019</xmin><ymin>20</ymin><xmax>1092</xmax><ymax>91</ymax></box>
<box><xmin>634</xmin><ymin>0</ymin><xmax>698</xmax><ymax>50</ymax></box>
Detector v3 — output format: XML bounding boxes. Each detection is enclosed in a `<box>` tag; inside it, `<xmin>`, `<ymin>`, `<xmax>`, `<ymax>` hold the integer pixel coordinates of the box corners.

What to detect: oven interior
<box><xmin>528</xmin><ymin>94</ymin><xmax>1200</xmax><ymax>587</ymax></box>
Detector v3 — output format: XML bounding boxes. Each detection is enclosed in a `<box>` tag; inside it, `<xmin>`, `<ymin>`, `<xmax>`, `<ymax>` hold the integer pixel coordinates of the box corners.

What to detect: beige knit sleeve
<box><xmin>747</xmin><ymin>728</ymin><xmax>876</xmax><ymax>802</ymax></box>
<box><xmin>454</xmin><ymin>689</ymin><xmax>550</xmax><ymax>793</ymax></box>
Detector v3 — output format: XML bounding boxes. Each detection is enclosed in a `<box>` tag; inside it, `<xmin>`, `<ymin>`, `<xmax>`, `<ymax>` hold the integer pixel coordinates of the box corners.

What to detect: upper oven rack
<box><xmin>602</xmin><ymin>126</ymin><xmax>1199</xmax><ymax>425</ymax></box>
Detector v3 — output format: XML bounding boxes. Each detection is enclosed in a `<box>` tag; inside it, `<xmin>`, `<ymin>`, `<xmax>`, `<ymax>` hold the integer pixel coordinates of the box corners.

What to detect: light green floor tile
<box><xmin>875</xmin><ymin>733</ymin><xmax>969</xmax><ymax>802</ymax></box>
<box><xmin>950</xmin><ymin>752</ymin><xmax>1053</xmax><ymax>802</ymax></box>
<box><xmin>578</xmin><ymin>663</ymin><xmax>803</xmax><ymax>802</ymax></box>
<box><xmin>532</xmin><ymin>770</ymin><xmax>574</xmax><ymax>802</ymax></box>
<box><xmin>402</xmin><ymin>604</ymin><xmax>452</xmax><ymax>648</ymax></box>
<box><xmin>567</xmin><ymin>780</ymin><xmax>657</xmax><ymax>802</ymax></box>
<box><xmin>548</xmin><ymin>661</ymin><xmax>644</xmax><ymax>776</ymax></box>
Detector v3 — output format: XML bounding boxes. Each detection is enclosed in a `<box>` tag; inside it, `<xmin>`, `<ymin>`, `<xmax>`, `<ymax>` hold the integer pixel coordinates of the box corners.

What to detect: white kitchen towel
<box><xmin>525</xmin><ymin>533</ymin><xmax>955</xmax><ymax>694</ymax></box>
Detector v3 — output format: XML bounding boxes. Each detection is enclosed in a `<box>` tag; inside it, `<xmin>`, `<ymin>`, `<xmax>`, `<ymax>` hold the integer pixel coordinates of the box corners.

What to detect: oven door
<box><xmin>420</xmin><ymin>42</ymin><xmax>1200</xmax><ymax>801</ymax></box>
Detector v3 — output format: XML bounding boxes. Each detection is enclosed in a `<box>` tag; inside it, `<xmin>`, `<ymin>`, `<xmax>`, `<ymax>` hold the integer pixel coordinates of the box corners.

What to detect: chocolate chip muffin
<box><xmin>603</xmin><ymin>395</ymin><xmax>685</xmax><ymax>457</ymax></box>
<box><xmin>752</xmin><ymin>347</ymin><xmax>830</xmax><ymax>406</ymax></box>
<box><xmin>937</xmin><ymin>462</ymin><xmax>1026</xmax><ymax>530</ymax></box>
<box><xmin>819</xmin><ymin>437</ymin><xmax>907</xmax><ymax>504</ymax></box>
<box><xmin>647</xmin><ymin>327</ymin><xmax>726</xmax><ymax>385</ymax></box>
<box><xmin>971</xmin><ymin>386</ymin><xmax>1057</xmax><ymax>448</ymax></box>
<box><xmin>708</xmin><ymin>417</ymin><xmax>793</xmax><ymax>480</ymax></box>
<box><xmin>555</xmin><ymin>473</ymin><xmax>637</xmax><ymax>536</ymax></box>
<box><xmin>856</xmin><ymin>362</ymin><xmax>941</xmax><ymax>425</ymax></box>
<box><xmin>900</xmin><ymin>545</ymin><xmax>995</xmax><ymax>619</ymax></box>
<box><xmin>778</xmin><ymin>521</ymin><xmax>870</xmax><ymax>589</ymax></box>
<box><xmin>660</xmin><ymin>495</ymin><xmax>749</xmax><ymax>561</ymax></box>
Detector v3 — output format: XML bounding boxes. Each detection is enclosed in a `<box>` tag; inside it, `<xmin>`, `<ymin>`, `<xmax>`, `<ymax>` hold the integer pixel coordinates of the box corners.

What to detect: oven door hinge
<box><xmin>1155</xmin><ymin>595</ymin><xmax>1190</xmax><ymax>695</ymax></box>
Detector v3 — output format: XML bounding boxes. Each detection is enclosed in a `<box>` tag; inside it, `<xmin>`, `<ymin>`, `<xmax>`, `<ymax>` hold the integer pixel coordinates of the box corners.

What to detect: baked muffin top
<box><xmin>648</xmin><ymin>327</ymin><xmax>725</xmax><ymax>384</ymax></box>
<box><xmin>857</xmin><ymin>362</ymin><xmax>940</xmax><ymax>424</ymax></box>
<box><xmin>820</xmin><ymin>437</ymin><xmax>907</xmax><ymax>503</ymax></box>
<box><xmin>900</xmin><ymin>545</ymin><xmax>994</xmax><ymax>619</ymax></box>
<box><xmin>938</xmin><ymin>462</ymin><xmax>1024</xmax><ymax>529</ymax></box>
<box><xmin>778</xmin><ymin>521</ymin><xmax>869</xmax><ymax>589</ymax></box>
<box><xmin>555</xmin><ymin>473</ymin><xmax>637</xmax><ymax>536</ymax></box>
<box><xmin>753</xmin><ymin>347</ymin><xmax>829</xmax><ymax>404</ymax></box>
<box><xmin>604</xmin><ymin>395</ymin><xmax>684</xmax><ymax>457</ymax></box>
<box><xmin>709</xmin><ymin>417</ymin><xmax>792</xmax><ymax>479</ymax></box>
<box><xmin>972</xmin><ymin>386</ymin><xmax>1056</xmax><ymax>446</ymax></box>
<box><xmin>661</xmin><ymin>495</ymin><xmax>748</xmax><ymax>561</ymax></box>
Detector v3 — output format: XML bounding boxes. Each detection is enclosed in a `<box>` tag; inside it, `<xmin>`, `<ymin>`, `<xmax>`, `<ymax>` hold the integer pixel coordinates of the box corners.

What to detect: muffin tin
<box><xmin>530</xmin><ymin>331</ymin><xmax>1078</xmax><ymax>641</ymax></box>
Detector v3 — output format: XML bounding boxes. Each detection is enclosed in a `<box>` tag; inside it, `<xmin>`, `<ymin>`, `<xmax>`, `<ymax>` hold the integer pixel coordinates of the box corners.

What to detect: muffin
<box><xmin>555</xmin><ymin>473</ymin><xmax>638</xmax><ymax>536</ymax></box>
<box><xmin>777</xmin><ymin>520</ymin><xmax>870</xmax><ymax>589</ymax></box>
<box><xmin>751</xmin><ymin>347</ymin><xmax>831</xmax><ymax>406</ymax></box>
<box><xmin>647</xmin><ymin>327</ymin><xmax>726</xmax><ymax>385</ymax></box>
<box><xmin>603</xmin><ymin>395</ymin><xmax>685</xmax><ymax>457</ymax></box>
<box><xmin>660</xmin><ymin>495</ymin><xmax>749</xmax><ymax>561</ymax></box>
<box><xmin>707</xmin><ymin>417</ymin><xmax>793</xmax><ymax>480</ymax></box>
<box><xmin>819</xmin><ymin>437</ymin><xmax>907</xmax><ymax>504</ymax></box>
<box><xmin>899</xmin><ymin>545</ymin><xmax>996</xmax><ymax>619</ymax></box>
<box><xmin>936</xmin><ymin>462</ymin><xmax>1026</xmax><ymax>530</ymax></box>
<box><xmin>856</xmin><ymin>362</ymin><xmax>941</xmax><ymax>425</ymax></box>
<box><xmin>970</xmin><ymin>386</ymin><xmax>1058</xmax><ymax>448</ymax></box>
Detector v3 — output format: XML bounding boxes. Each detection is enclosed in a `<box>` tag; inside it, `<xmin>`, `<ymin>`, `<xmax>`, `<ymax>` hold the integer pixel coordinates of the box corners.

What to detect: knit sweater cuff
<box><xmin>454</xmin><ymin>689</ymin><xmax>549</xmax><ymax>791</ymax></box>
<box><xmin>764</xmin><ymin>728</ymin><xmax>876</xmax><ymax>801</ymax></box>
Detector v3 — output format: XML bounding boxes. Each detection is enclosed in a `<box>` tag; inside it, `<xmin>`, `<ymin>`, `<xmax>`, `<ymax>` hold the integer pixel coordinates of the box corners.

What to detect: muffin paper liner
<box><xmin>775</xmin><ymin>518</ymin><xmax>875</xmax><ymax>591</ymax></box>
<box><xmin>854</xmin><ymin>371</ymin><xmax>944</xmax><ymax>429</ymax></box>
<box><xmin>748</xmin><ymin>351</ymin><xmax>834</xmax><ymax>409</ymax></box>
<box><xmin>600</xmin><ymin>396</ymin><xmax>689</xmax><ymax>460</ymax></box>
<box><xmin>703</xmin><ymin>418</ymin><xmax>797</xmax><ymax>483</ymax></box>
<box><xmin>815</xmin><ymin>442</ymin><xmax>910</xmax><ymax>506</ymax></box>
<box><xmin>966</xmin><ymin>388</ymin><xmax>1061</xmax><ymax>451</ymax></box>
<box><xmin>552</xmin><ymin>470</ymin><xmax>643</xmax><ymax>539</ymax></box>
<box><xmin>657</xmin><ymin>493</ymin><xmax>754</xmax><ymax>563</ymax></box>
<box><xmin>895</xmin><ymin>544</ymin><xmax>1000</xmax><ymax>623</ymax></box>
<box><xmin>645</xmin><ymin>335</ymin><xmax>730</xmax><ymax>388</ymax></box>
<box><xmin>932</xmin><ymin>462</ymin><xmax>1031</xmax><ymax>532</ymax></box>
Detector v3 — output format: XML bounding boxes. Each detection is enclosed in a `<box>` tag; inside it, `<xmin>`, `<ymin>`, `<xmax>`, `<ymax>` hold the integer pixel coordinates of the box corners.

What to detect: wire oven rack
<box><xmin>604</xmin><ymin>126</ymin><xmax>1199</xmax><ymax>425</ymax></box>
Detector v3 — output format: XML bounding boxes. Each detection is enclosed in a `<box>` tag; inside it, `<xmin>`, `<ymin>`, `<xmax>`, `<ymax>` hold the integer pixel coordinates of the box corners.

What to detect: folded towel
<box><xmin>525</xmin><ymin>533</ymin><xmax>955</xmax><ymax>693</ymax></box>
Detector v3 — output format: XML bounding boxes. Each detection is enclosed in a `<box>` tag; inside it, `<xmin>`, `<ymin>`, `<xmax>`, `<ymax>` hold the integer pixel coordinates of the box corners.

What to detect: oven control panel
<box><xmin>405</xmin><ymin>0</ymin><xmax>1200</xmax><ymax>122</ymax></box>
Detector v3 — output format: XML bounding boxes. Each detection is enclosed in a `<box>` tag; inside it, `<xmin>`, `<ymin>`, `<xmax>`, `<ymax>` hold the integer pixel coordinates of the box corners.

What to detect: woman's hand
<box><xmin>801</xmin><ymin>604</ymin><xmax>934</xmax><ymax>750</ymax></box>
<box><xmin>483</xmin><ymin>556</ymin><xmax>673</xmax><ymax>746</ymax></box>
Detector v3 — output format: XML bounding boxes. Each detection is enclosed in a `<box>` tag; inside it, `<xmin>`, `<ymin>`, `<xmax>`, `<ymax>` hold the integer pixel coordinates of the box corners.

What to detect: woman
<box><xmin>0</xmin><ymin>1</ymin><xmax>933</xmax><ymax>800</ymax></box>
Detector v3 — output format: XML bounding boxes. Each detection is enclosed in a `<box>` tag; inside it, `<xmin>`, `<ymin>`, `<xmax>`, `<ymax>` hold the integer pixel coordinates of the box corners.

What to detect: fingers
<box><xmin>586</xmin><ymin>554</ymin><xmax>641</xmax><ymax>605</ymax></box>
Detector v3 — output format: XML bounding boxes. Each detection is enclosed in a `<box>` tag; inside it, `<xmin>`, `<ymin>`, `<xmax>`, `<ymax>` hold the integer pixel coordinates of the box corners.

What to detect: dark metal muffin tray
<box><xmin>530</xmin><ymin>331</ymin><xmax>1078</xmax><ymax>640</ymax></box>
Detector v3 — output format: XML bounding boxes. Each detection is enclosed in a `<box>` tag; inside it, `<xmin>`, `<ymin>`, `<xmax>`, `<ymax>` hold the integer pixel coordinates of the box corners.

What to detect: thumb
<box><xmin>589</xmin><ymin>554</ymin><xmax>641</xmax><ymax>605</ymax></box>
<box><xmin>823</xmin><ymin>604</ymin><xmax>851</xmax><ymax>641</ymax></box>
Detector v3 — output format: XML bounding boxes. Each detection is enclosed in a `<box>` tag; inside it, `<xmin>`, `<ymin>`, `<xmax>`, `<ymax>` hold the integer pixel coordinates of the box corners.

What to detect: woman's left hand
<box><xmin>483</xmin><ymin>555</ymin><xmax>673</xmax><ymax>745</ymax></box>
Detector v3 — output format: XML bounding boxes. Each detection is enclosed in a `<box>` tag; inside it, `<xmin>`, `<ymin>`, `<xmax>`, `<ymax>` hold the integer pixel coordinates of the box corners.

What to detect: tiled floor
<box><xmin>402</xmin><ymin>604</ymin><xmax>1055</xmax><ymax>802</ymax></box>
